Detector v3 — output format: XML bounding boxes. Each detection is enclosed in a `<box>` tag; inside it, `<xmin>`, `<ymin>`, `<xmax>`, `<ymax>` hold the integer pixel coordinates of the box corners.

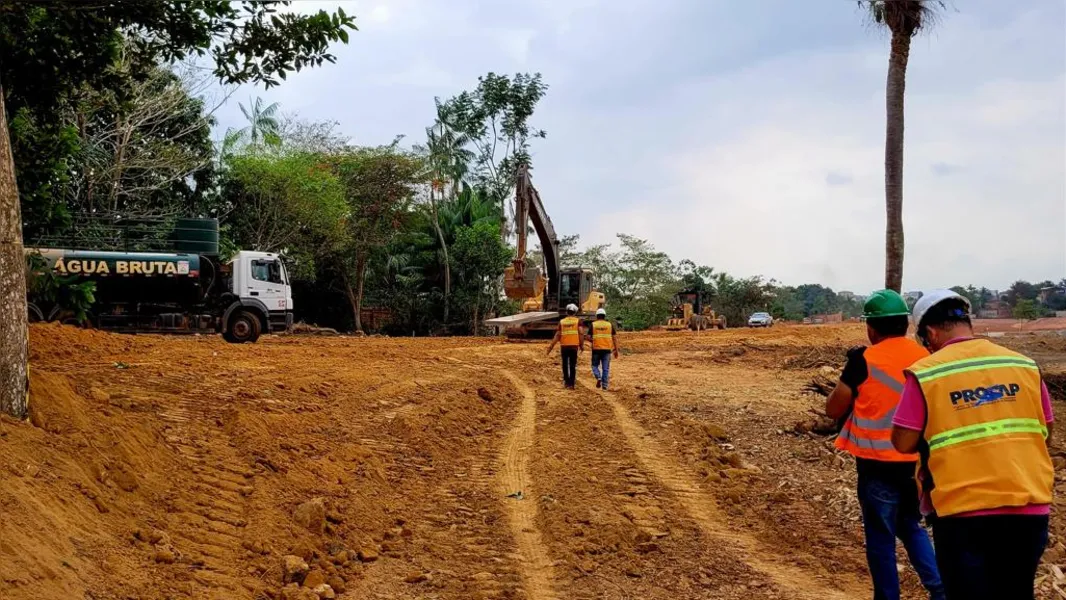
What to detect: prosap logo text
<box><xmin>949</xmin><ymin>383</ymin><xmax>1021</xmax><ymax>408</ymax></box>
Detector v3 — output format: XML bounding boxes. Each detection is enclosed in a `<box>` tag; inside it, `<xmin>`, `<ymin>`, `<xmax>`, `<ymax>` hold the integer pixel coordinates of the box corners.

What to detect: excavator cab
<box><xmin>558</xmin><ymin>268</ymin><xmax>603</xmax><ymax>313</ymax></box>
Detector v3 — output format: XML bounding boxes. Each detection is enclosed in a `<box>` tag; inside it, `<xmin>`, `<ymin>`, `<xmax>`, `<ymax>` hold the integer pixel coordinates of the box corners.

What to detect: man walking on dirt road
<box><xmin>547</xmin><ymin>304</ymin><xmax>583</xmax><ymax>389</ymax></box>
<box><xmin>892</xmin><ymin>290</ymin><xmax>1055</xmax><ymax>600</ymax></box>
<box><xmin>826</xmin><ymin>289</ymin><xmax>945</xmax><ymax>600</ymax></box>
<box><xmin>588</xmin><ymin>308</ymin><xmax>619</xmax><ymax>390</ymax></box>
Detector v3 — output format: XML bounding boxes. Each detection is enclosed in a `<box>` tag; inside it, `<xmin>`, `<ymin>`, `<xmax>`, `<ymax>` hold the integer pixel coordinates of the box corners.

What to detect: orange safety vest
<box><xmin>559</xmin><ymin>316</ymin><xmax>581</xmax><ymax>347</ymax></box>
<box><xmin>835</xmin><ymin>337</ymin><xmax>929</xmax><ymax>462</ymax></box>
<box><xmin>909</xmin><ymin>338</ymin><xmax>1053</xmax><ymax>517</ymax></box>
<box><xmin>591</xmin><ymin>320</ymin><xmax>613</xmax><ymax>351</ymax></box>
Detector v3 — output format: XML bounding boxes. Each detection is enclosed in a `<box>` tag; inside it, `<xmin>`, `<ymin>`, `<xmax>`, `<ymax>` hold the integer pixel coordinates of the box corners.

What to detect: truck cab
<box><xmin>225</xmin><ymin>251</ymin><xmax>294</xmax><ymax>341</ymax></box>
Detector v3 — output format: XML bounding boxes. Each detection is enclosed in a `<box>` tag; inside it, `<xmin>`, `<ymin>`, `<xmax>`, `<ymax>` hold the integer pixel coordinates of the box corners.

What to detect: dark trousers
<box><xmin>856</xmin><ymin>461</ymin><xmax>945</xmax><ymax>600</ymax></box>
<box><xmin>560</xmin><ymin>346</ymin><xmax>578</xmax><ymax>387</ymax></box>
<box><xmin>931</xmin><ymin>514</ymin><xmax>1048</xmax><ymax>600</ymax></box>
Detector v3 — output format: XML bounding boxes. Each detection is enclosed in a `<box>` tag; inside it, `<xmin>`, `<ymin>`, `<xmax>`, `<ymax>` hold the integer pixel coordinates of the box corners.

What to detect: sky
<box><xmin>212</xmin><ymin>0</ymin><xmax>1066</xmax><ymax>294</ymax></box>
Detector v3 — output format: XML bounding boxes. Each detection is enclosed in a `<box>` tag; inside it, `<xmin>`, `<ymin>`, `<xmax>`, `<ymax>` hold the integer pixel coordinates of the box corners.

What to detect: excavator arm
<box><xmin>506</xmin><ymin>165</ymin><xmax>558</xmax><ymax>302</ymax></box>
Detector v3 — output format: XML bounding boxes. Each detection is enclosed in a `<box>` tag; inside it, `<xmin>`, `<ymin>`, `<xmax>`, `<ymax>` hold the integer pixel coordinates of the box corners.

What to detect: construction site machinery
<box><xmin>486</xmin><ymin>165</ymin><xmax>605</xmax><ymax>338</ymax></box>
<box><xmin>663</xmin><ymin>290</ymin><xmax>726</xmax><ymax>331</ymax></box>
<box><xmin>25</xmin><ymin>217</ymin><xmax>293</xmax><ymax>343</ymax></box>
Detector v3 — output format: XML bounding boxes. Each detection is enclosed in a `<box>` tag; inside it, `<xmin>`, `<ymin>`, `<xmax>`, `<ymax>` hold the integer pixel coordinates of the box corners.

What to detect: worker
<box><xmin>546</xmin><ymin>304</ymin><xmax>583</xmax><ymax>389</ymax></box>
<box><xmin>891</xmin><ymin>290</ymin><xmax>1055</xmax><ymax>600</ymax></box>
<box><xmin>825</xmin><ymin>289</ymin><xmax>945</xmax><ymax>600</ymax></box>
<box><xmin>587</xmin><ymin>308</ymin><xmax>619</xmax><ymax>390</ymax></box>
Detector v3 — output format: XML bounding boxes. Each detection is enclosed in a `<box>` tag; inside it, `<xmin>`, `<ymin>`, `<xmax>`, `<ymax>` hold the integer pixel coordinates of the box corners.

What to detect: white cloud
<box><xmin>217</xmin><ymin>0</ymin><xmax>1065</xmax><ymax>293</ymax></box>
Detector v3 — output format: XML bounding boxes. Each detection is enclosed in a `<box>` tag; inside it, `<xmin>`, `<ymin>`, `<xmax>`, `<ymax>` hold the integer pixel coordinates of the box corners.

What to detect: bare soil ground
<box><xmin>2</xmin><ymin>323</ymin><xmax>1064</xmax><ymax>599</ymax></box>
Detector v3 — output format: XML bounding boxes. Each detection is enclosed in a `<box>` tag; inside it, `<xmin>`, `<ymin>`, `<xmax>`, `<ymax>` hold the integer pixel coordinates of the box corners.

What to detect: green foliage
<box><xmin>438</xmin><ymin>72</ymin><xmax>548</xmax><ymax>210</ymax></box>
<box><xmin>229</xmin><ymin>97</ymin><xmax>283</xmax><ymax>149</ymax></box>
<box><xmin>1013</xmin><ymin>299</ymin><xmax>1042</xmax><ymax>321</ymax></box>
<box><xmin>2</xmin><ymin>1</ymin><xmax>356</xmax><ymax>235</ymax></box>
<box><xmin>1007</xmin><ymin>280</ymin><xmax>1039</xmax><ymax>307</ymax></box>
<box><xmin>222</xmin><ymin>151</ymin><xmax>347</xmax><ymax>279</ymax></box>
<box><xmin>25</xmin><ymin>254</ymin><xmax>96</xmax><ymax>323</ymax></box>
<box><xmin>712</xmin><ymin>274</ymin><xmax>776</xmax><ymax>327</ymax></box>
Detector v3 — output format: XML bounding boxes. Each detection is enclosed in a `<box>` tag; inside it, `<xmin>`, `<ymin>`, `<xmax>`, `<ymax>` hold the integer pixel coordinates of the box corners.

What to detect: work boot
<box><xmin>595</xmin><ymin>380</ymin><xmax>602</xmax><ymax>389</ymax></box>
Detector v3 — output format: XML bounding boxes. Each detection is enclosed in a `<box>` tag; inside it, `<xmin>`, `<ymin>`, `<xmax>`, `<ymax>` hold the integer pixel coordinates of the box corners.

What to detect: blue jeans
<box><xmin>591</xmin><ymin>351</ymin><xmax>611</xmax><ymax>389</ymax></box>
<box><xmin>857</xmin><ymin>461</ymin><xmax>945</xmax><ymax>600</ymax></box>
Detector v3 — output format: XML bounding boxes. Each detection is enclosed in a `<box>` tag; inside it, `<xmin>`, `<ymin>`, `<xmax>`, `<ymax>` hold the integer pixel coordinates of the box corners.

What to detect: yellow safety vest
<box><xmin>908</xmin><ymin>338</ymin><xmax>1053</xmax><ymax>516</ymax></box>
<box><xmin>835</xmin><ymin>337</ymin><xmax>928</xmax><ymax>462</ymax></box>
<box><xmin>591</xmin><ymin>320</ymin><xmax>613</xmax><ymax>351</ymax></box>
<box><xmin>559</xmin><ymin>316</ymin><xmax>580</xmax><ymax>347</ymax></box>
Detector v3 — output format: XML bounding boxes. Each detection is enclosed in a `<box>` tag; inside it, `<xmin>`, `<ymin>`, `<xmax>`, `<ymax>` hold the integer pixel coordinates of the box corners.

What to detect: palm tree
<box><xmin>862</xmin><ymin>0</ymin><xmax>944</xmax><ymax>292</ymax></box>
<box><xmin>228</xmin><ymin>96</ymin><xmax>281</xmax><ymax>149</ymax></box>
<box><xmin>417</xmin><ymin>100</ymin><xmax>475</xmax><ymax>324</ymax></box>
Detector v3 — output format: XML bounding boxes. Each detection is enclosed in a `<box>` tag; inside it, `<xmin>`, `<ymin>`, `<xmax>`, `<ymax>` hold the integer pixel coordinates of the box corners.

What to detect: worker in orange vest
<box><xmin>587</xmin><ymin>308</ymin><xmax>619</xmax><ymax>390</ymax></box>
<box><xmin>546</xmin><ymin>304</ymin><xmax>583</xmax><ymax>389</ymax></box>
<box><xmin>826</xmin><ymin>290</ymin><xmax>944</xmax><ymax>600</ymax></box>
<box><xmin>892</xmin><ymin>290</ymin><xmax>1055</xmax><ymax>600</ymax></box>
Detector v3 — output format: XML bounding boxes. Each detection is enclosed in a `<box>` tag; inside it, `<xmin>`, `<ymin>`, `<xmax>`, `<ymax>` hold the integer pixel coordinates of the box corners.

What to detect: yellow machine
<box><xmin>488</xmin><ymin>165</ymin><xmax>605</xmax><ymax>337</ymax></box>
<box><xmin>663</xmin><ymin>291</ymin><xmax>726</xmax><ymax>331</ymax></box>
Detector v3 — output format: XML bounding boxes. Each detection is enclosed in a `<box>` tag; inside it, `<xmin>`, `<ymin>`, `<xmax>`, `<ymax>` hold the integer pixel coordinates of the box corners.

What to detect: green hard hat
<box><xmin>863</xmin><ymin>289</ymin><xmax>911</xmax><ymax>318</ymax></box>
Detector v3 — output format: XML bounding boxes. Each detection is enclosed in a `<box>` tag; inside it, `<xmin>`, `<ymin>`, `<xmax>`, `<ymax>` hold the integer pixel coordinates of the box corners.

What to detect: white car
<box><xmin>747</xmin><ymin>312</ymin><xmax>774</xmax><ymax>328</ymax></box>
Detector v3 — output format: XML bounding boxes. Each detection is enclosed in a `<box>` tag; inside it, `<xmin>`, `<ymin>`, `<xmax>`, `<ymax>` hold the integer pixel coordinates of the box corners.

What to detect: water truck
<box><xmin>25</xmin><ymin>217</ymin><xmax>292</xmax><ymax>343</ymax></box>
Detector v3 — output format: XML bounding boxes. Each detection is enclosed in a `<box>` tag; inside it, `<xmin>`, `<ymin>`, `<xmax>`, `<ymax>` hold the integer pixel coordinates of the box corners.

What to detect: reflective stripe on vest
<box><xmin>910</xmin><ymin>338</ymin><xmax>1053</xmax><ymax>516</ymax></box>
<box><xmin>560</xmin><ymin>317</ymin><xmax>580</xmax><ymax>347</ymax></box>
<box><xmin>834</xmin><ymin>337</ymin><xmax>928</xmax><ymax>462</ymax></box>
<box><xmin>592</xmin><ymin>320</ymin><xmax>612</xmax><ymax>350</ymax></box>
<box><xmin>914</xmin><ymin>356</ymin><xmax>1039</xmax><ymax>383</ymax></box>
<box><xmin>928</xmin><ymin>417</ymin><xmax>1047</xmax><ymax>451</ymax></box>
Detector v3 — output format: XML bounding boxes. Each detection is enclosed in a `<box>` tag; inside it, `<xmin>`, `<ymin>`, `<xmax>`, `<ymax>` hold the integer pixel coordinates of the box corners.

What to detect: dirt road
<box><xmin>2</xmin><ymin>324</ymin><xmax>1063</xmax><ymax>599</ymax></box>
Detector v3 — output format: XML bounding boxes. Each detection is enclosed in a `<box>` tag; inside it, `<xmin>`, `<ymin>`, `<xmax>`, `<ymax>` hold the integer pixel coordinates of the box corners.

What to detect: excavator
<box><xmin>485</xmin><ymin>165</ymin><xmax>605</xmax><ymax>338</ymax></box>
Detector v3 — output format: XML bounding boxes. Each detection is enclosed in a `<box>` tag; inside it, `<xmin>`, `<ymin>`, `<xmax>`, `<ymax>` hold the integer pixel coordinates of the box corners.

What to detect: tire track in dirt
<box><xmin>499</xmin><ymin>370</ymin><xmax>559</xmax><ymax>600</ymax></box>
<box><xmin>584</xmin><ymin>382</ymin><xmax>866</xmax><ymax>600</ymax></box>
<box><xmin>157</xmin><ymin>392</ymin><xmax>258</xmax><ymax>599</ymax></box>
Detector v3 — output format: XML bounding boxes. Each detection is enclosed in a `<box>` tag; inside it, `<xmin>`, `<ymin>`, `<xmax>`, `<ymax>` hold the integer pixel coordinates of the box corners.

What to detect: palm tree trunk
<box><xmin>354</xmin><ymin>254</ymin><xmax>368</xmax><ymax>333</ymax></box>
<box><xmin>883</xmin><ymin>30</ymin><xmax>911</xmax><ymax>293</ymax></box>
<box><xmin>430</xmin><ymin>189</ymin><xmax>450</xmax><ymax>324</ymax></box>
<box><xmin>0</xmin><ymin>79</ymin><xmax>30</xmax><ymax>419</ymax></box>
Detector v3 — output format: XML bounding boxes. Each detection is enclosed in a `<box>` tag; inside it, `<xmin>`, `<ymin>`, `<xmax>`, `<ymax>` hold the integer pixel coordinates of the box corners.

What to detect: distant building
<box><xmin>1038</xmin><ymin>286</ymin><xmax>1066</xmax><ymax>304</ymax></box>
<box><xmin>979</xmin><ymin>298</ymin><xmax>1013</xmax><ymax>319</ymax></box>
<box><xmin>838</xmin><ymin>291</ymin><xmax>856</xmax><ymax>301</ymax></box>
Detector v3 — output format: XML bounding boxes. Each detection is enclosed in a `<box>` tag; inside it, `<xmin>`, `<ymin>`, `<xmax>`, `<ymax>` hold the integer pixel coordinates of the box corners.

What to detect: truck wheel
<box><xmin>226</xmin><ymin>310</ymin><xmax>261</xmax><ymax>344</ymax></box>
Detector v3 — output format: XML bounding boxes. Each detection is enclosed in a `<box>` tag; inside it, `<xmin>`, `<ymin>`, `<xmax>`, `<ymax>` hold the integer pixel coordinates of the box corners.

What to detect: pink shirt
<box><xmin>892</xmin><ymin>337</ymin><xmax>1054</xmax><ymax>517</ymax></box>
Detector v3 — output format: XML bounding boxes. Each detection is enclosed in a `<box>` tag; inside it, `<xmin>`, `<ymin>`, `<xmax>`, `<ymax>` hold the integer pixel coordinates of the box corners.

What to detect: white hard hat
<box><xmin>912</xmin><ymin>289</ymin><xmax>971</xmax><ymax>339</ymax></box>
<box><xmin>596</xmin><ymin>308</ymin><xmax>607</xmax><ymax>317</ymax></box>
<box><xmin>566</xmin><ymin>303</ymin><xmax>578</xmax><ymax>313</ymax></box>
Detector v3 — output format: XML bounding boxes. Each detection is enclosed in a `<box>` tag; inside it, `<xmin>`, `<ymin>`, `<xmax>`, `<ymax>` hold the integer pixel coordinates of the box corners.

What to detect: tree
<box><xmin>415</xmin><ymin>100</ymin><xmax>475</xmax><ymax>325</ymax></box>
<box><xmin>451</xmin><ymin>220</ymin><xmax>512</xmax><ymax>333</ymax></box>
<box><xmin>0</xmin><ymin>1</ymin><xmax>356</xmax><ymax>418</ymax></box>
<box><xmin>329</xmin><ymin>146</ymin><xmax>424</xmax><ymax>332</ymax></box>
<box><xmin>861</xmin><ymin>0</ymin><xmax>944</xmax><ymax>292</ymax></box>
<box><xmin>67</xmin><ymin>58</ymin><xmax>222</xmax><ymax>220</ymax></box>
<box><xmin>713</xmin><ymin>274</ymin><xmax>776</xmax><ymax>327</ymax></box>
<box><xmin>1013</xmin><ymin>299</ymin><xmax>1042</xmax><ymax>321</ymax></box>
<box><xmin>221</xmin><ymin>151</ymin><xmax>347</xmax><ymax>279</ymax></box>
<box><xmin>229</xmin><ymin>96</ymin><xmax>282</xmax><ymax>149</ymax></box>
<box><xmin>1006</xmin><ymin>280</ymin><xmax>1039</xmax><ymax>307</ymax></box>
<box><xmin>439</xmin><ymin>73</ymin><xmax>548</xmax><ymax>232</ymax></box>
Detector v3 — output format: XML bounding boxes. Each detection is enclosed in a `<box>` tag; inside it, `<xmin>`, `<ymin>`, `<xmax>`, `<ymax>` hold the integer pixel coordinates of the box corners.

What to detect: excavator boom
<box><xmin>505</xmin><ymin>165</ymin><xmax>558</xmax><ymax>303</ymax></box>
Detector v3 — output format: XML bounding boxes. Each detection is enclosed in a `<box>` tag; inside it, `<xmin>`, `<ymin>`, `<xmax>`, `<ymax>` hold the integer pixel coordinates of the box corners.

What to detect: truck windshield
<box><xmin>252</xmin><ymin>259</ymin><xmax>285</xmax><ymax>284</ymax></box>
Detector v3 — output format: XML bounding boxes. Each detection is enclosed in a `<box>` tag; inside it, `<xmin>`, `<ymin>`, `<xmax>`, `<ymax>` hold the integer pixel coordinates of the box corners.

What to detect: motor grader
<box><xmin>664</xmin><ymin>291</ymin><xmax>726</xmax><ymax>331</ymax></box>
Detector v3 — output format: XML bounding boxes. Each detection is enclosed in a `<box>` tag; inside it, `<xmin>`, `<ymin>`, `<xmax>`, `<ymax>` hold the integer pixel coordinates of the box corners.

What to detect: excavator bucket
<box><xmin>504</xmin><ymin>263</ymin><xmax>545</xmax><ymax>300</ymax></box>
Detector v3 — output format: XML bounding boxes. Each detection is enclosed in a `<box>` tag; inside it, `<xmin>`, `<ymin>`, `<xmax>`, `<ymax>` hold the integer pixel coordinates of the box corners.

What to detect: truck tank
<box><xmin>30</xmin><ymin>249</ymin><xmax>213</xmax><ymax>307</ymax></box>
